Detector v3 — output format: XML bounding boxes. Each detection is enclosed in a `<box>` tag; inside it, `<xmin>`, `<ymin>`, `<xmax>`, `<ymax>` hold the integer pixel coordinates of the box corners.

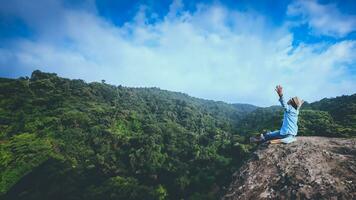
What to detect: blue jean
<box><xmin>262</xmin><ymin>130</ymin><xmax>296</xmax><ymax>144</ymax></box>
<box><xmin>262</xmin><ymin>130</ymin><xmax>289</xmax><ymax>141</ymax></box>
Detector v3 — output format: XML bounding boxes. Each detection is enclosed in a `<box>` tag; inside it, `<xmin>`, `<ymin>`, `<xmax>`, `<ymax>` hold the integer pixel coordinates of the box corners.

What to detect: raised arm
<box><xmin>275</xmin><ymin>85</ymin><xmax>287</xmax><ymax>110</ymax></box>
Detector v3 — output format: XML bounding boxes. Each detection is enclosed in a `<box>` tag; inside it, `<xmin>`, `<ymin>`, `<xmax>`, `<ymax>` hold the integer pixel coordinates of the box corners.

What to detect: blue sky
<box><xmin>0</xmin><ymin>0</ymin><xmax>355</xmax><ymax>106</ymax></box>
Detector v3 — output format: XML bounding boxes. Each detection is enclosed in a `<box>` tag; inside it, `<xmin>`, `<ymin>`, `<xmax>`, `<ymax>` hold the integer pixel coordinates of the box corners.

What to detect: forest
<box><xmin>0</xmin><ymin>70</ymin><xmax>355</xmax><ymax>200</ymax></box>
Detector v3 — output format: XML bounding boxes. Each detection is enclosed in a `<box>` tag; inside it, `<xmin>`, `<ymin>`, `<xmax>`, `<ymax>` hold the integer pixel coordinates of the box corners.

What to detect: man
<box><xmin>250</xmin><ymin>85</ymin><xmax>304</xmax><ymax>144</ymax></box>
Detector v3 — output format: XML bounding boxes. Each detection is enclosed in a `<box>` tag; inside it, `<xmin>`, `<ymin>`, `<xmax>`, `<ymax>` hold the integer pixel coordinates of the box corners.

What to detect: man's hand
<box><xmin>275</xmin><ymin>85</ymin><xmax>283</xmax><ymax>97</ymax></box>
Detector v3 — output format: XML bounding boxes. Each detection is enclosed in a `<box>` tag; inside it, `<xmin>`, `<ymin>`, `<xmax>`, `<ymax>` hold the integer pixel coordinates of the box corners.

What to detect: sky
<box><xmin>0</xmin><ymin>0</ymin><xmax>355</xmax><ymax>106</ymax></box>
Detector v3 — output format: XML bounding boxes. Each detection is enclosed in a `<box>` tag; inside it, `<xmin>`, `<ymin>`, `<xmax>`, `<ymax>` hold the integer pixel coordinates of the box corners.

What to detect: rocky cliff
<box><xmin>223</xmin><ymin>137</ymin><xmax>356</xmax><ymax>200</ymax></box>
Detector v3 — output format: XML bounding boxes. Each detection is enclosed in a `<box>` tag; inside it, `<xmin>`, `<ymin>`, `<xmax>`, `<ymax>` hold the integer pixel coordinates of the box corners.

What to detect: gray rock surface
<box><xmin>223</xmin><ymin>137</ymin><xmax>356</xmax><ymax>200</ymax></box>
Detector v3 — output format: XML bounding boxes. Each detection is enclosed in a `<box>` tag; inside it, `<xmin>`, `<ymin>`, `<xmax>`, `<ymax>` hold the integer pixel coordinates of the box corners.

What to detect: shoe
<box><xmin>260</xmin><ymin>133</ymin><xmax>265</xmax><ymax>140</ymax></box>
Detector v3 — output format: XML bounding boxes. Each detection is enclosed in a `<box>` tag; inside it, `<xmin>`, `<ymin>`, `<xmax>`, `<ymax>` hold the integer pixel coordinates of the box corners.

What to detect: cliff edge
<box><xmin>223</xmin><ymin>137</ymin><xmax>356</xmax><ymax>200</ymax></box>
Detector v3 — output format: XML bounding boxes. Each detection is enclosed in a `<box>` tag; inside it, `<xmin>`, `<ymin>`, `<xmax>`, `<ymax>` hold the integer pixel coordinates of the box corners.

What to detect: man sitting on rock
<box><xmin>250</xmin><ymin>85</ymin><xmax>304</xmax><ymax>144</ymax></box>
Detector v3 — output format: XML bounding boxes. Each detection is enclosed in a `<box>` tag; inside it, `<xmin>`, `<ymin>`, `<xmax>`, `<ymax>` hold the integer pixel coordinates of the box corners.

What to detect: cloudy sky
<box><xmin>0</xmin><ymin>0</ymin><xmax>355</xmax><ymax>106</ymax></box>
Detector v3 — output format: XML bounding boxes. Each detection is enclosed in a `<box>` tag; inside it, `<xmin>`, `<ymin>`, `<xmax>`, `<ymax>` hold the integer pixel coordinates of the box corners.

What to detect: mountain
<box><xmin>237</xmin><ymin>94</ymin><xmax>356</xmax><ymax>137</ymax></box>
<box><xmin>0</xmin><ymin>70</ymin><xmax>256</xmax><ymax>200</ymax></box>
<box><xmin>304</xmin><ymin>94</ymin><xmax>356</xmax><ymax>130</ymax></box>
<box><xmin>222</xmin><ymin>137</ymin><xmax>356</xmax><ymax>200</ymax></box>
<box><xmin>0</xmin><ymin>70</ymin><xmax>355</xmax><ymax>199</ymax></box>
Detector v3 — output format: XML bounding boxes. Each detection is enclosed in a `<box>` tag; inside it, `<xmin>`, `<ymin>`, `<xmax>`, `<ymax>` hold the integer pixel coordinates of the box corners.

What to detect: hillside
<box><xmin>223</xmin><ymin>137</ymin><xmax>356</xmax><ymax>200</ymax></box>
<box><xmin>0</xmin><ymin>70</ymin><xmax>257</xmax><ymax>199</ymax></box>
<box><xmin>237</xmin><ymin>95</ymin><xmax>356</xmax><ymax>137</ymax></box>
<box><xmin>0</xmin><ymin>70</ymin><xmax>355</xmax><ymax>199</ymax></box>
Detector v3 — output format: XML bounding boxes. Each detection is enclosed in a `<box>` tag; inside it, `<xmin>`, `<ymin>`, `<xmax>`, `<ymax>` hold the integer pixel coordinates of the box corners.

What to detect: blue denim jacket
<box><xmin>279</xmin><ymin>96</ymin><xmax>299</xmax><ymax>136</ymax></box>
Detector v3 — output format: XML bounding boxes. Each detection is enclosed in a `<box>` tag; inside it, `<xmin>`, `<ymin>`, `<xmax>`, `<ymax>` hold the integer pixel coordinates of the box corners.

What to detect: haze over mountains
<box><xmin>0</xmin><ymin>70</ymin><xmax>355</xmax><ymax>199</ymax></box>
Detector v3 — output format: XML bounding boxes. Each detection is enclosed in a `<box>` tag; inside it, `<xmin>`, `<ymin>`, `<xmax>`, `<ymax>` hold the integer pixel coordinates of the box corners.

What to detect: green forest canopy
<box><xmin>0</xmin><ymin>70</ymin><xmax>355</xmax><ymax>199</ymax></box>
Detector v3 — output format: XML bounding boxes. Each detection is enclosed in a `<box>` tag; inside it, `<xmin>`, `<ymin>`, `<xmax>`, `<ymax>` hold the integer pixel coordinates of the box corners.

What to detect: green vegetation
<box><xmin>0</xmin><ymin>70</ymin><xmax>355</xmax><ymax>199</ymax></box>
<box><xmin>237</xmin><ymin>96</ymin><xmax>356</xmax><ymax>137</ymax></box>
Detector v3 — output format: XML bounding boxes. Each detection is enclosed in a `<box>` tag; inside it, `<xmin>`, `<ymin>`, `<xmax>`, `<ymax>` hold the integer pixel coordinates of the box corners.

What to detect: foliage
<box><xmin>237</xmin><ymin>95</ymin><xmax>356</xmax><ymax>137</ymax></box>
<box><xmin>0</xmin><ymin>133</ymin><xmax>59</xmax><ymax>194</ymax></box>
<box><xmin>0</xmin><ymin>70</ymin><xmax>354</xmax><ymax>199</ymax></box>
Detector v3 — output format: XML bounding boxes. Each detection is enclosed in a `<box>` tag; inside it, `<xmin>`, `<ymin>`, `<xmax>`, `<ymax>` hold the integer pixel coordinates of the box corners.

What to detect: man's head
<box><xmin>287</xmin><ymin>96</ymin><xmax>304</xmax><ymax>110</ymax></box>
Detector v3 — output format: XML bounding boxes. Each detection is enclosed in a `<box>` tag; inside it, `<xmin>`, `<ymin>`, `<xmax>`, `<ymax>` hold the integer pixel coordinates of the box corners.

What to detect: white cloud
<box><xmin>287</xmin><ymin>0</ymin><xmax>356</xmax><ymax>37</ymax></box>
<box><xmin>0</xmin><ymin>0</ymin><xmax>355</xmax><ymax>106</ymax></box>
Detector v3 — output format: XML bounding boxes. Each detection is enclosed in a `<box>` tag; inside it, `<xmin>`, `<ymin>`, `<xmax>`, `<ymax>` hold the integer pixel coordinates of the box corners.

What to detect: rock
<box><xmin>222</xmin><ymin>137</ymin><xmax>356</xmax><ymax>200</ymax></box>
